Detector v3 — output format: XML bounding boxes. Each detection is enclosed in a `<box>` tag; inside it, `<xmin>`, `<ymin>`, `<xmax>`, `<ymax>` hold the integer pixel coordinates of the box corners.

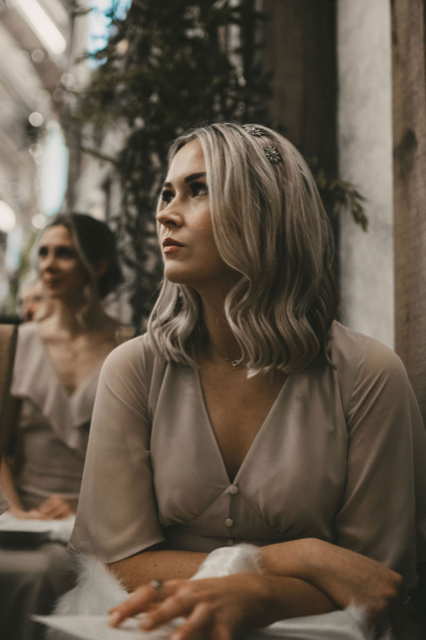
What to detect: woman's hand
<box><xmin>10</xmin><ymin>506</ymin><xmax>45</xmax><ymax>519</ymax></box>
<box><xmin>109</xmin><ymin>574</ymin><xmax>333</xmax><ymax>640</ymax></box>
<box><xmin>307</xmin><ymin>541</ymin><xmax>406</xmax><ymax>632</ymax></box>
<box><xmin>35</xmin><ymin>495</ymin><xmax>74</xmax><ymax>520</ymax></box>
<box><xmin>261</xmin><ymin>539</ymin><xmax>407</xmax><ymax>632</ymax></box>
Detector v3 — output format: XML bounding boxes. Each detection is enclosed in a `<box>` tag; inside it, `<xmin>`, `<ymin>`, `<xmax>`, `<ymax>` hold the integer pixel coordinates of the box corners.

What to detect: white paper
<box><xmin>0</xmin><ymin>512</ymin><xmax>75</xmax><ymax>542</ymax></box>
<box><xmin>33</xmin><ymin>612</ymin><xmax>373</xmax><ymax>640</ymax></box>
<box><xmin>33</xmin><ymin>615</ymin><xmax>180</xmax><ymax>640</ymax></box>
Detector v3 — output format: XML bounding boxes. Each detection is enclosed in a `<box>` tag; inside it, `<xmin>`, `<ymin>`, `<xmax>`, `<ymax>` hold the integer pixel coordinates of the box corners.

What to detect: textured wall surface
<box><xmin>262</xmin><ymin>0</ymin><xmax>337</xmax><ymax>172</ymax></box>
<box><xmin>337</xmin><ymin>0</ymin><xmax>394</xmax><ymax>348</ymax></box>
<box><xmin>392</xmin><ymin>0</ymin><xmax>426</xmax><ymax>422</ymax></box>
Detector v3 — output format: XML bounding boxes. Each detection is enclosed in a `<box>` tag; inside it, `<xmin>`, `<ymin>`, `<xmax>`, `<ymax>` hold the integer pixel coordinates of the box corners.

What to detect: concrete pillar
<box><xmin>337</xmin><ymin>0</ymin><xmax>394</xmax><ymax>348</ymax></box>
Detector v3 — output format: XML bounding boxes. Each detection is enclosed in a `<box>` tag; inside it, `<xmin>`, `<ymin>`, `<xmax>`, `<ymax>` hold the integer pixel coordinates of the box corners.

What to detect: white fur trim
<box><xmin>191</xmin><ymin>543</ymin><xmax>263</xmax><ymax>579</ymax></box>
<box><xmin>47</xmin><ymin>555</ymin><xmax>127</xmax><ymax>640</ymax></box>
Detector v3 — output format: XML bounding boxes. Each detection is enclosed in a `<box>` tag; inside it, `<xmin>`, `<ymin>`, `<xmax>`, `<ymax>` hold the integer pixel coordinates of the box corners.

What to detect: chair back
<box><xmin>0</xmin><ymin>324</ymin><xmax>18</xmax><ymax>459</ymax></box>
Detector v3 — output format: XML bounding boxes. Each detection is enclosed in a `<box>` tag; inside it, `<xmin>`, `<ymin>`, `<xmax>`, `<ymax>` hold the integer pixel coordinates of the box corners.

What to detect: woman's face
<box><xmin>38</xmin><ymin>225</ymin><xmax>89</xmax><ymax>300</ymax></box>
<box><xmin>157</xmin><ymin>140</ymin><xmax>237</xmax><ymax>293</ymax></box>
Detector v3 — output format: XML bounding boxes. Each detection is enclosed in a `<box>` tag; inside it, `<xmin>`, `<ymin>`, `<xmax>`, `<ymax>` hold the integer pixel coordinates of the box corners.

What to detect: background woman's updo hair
<box><xmin>148</xmin><ymin>122</ymin><xmax>339</xmax><ymax>375</ymax></box>
<box><xmin>46</xmin><ymin>213</ymin><xmax>123</xmax><ymax>299</ymax></box>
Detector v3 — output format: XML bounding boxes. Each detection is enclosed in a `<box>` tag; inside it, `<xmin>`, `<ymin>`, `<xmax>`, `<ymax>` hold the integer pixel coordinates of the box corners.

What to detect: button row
<box><xmin>226</xmin><ymin>486</ymin><xmax>238</xmax><ymax>533</ymax></box>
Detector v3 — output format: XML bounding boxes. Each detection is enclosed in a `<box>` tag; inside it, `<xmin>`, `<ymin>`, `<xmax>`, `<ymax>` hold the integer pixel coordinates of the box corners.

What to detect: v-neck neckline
<box><xmin>193</xmin><ymin>364</ymin><xmax>290</xmax><ymax>485</ymax></box>
<box><xmin>34</xmin><ymin>326</ymin><xmax>102</xmax><ymax>401</ymax></box>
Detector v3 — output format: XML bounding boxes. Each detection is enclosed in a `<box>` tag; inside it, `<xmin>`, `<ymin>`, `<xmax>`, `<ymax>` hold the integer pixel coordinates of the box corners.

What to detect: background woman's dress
<box><xmin>0</xmin><ymin>322</ymin><xmax>102</xmax><ymax>640</ymax></box>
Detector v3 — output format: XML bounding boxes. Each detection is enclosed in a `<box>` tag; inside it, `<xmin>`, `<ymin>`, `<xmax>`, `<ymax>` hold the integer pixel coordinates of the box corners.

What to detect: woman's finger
<box><xmin>210</xmin><ymin>622</ymin><xmax>233</xmax><ymax>640</ymax></box>
<box><xmin>141</xmin><ymin>587</ymin><xmax>197</xmax><ymax>631</ymax></box>
<box><xmin>40</xmin><ymin>504</ymin><xmax>63</xmax><ymax>519</ymax></box>
<box><xmin>37</xmin><ymin>498</ymin><xmax>57</xmax><ymax>516</ymax></box>
<box><xmin>25</xmin><ymin>509</ymin><xmax>46</xmax><ymax>519</ymax></box>
<box><xmin>109</xmin><ymin>582</ymin><xmax>176</xmax><ymax>627</ymax></box>
<box><xmin>38</xmin><ymin>497</ymin><xmax>71</xmax><ymax>519</ymax></box>
<box><xmin>53</xmin><ymin>503</ymin><xmax>71</xmax><ymax>519</ymax></box>
<box><xmin>170</xmin><ymin>602</ymin><xmax>212</xmax><ymax>640</ymax></box>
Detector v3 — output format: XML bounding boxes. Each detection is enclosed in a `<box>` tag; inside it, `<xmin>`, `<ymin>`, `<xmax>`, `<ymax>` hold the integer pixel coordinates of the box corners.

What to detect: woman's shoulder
<box><xmin>11</xmin><ymin>323</ymin><xmax>46</xmax><ymax>396</ymax></box>
<box><xmin>15</xmin><ymin>321</ymin><xmax>42</xmax><ymax>358</ymax></box>
<box><xmin>330</xmin><ymin>321</ymin><xmax>409</xmax><ymax>391</ymax></box>
<box><xmin>97</xmin><ymin>333</ymin><xmax>168</xmax><ymax>416</ymax></box>
<box><xmin>101</xmin><ymin>332</ymin><xmax>163</xmax><ymax>385</ymax></box>
<box><xmin>17</xmin><ymin>320</ymin><xmax>39</xmax><ymax>340</ymax></box>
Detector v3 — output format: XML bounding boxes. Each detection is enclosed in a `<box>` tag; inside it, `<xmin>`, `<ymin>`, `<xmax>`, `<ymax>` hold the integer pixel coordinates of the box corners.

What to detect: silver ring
<box><xmin>150</xmin><ymin>578</ymin><xmax>165</xmax><ymax>593</ymax></box>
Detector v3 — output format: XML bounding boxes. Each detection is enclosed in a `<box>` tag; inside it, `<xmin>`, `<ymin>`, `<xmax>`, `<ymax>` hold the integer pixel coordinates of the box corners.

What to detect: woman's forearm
<box><xmin>260</xmin><ymin>538</ymin><xmax>320</xmax><ymax>581</ymax></box>
<box><xmin>108</xmin><ymin>536</ymin><xmax>403</xmax><ymax>625</ymax></box>
<box><xmin>108</xmin><ymin>548</ymin><xmax>207</xmax><ymax>592</ymax></box>
<box><xmin>109</xmin><ymin>539</ymin><xmax>318</xmax><ymax>594</ymax></box>
<box><xmin>108</xmin><ymin>542</ymin><xmax>336</xmax><ymax>620</ymax></box>
<box><xmin>260</xmin><ymin>538</ymin><xmax>404</xmax><ymax>617</ymax></box>
<box><xmin>253</xmin><ymin>575</ymin><xmax>336</xmax><ymax>623</ymax></box>
<box><xmin>107</xmin><ymin>539</ymin><xmax>336</xmax><ymax>595</ymax></box>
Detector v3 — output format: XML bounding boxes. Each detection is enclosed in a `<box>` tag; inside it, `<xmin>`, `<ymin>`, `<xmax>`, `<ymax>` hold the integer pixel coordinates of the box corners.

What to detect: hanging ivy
<box><xmin>71</xmin><ymin>0</ymin><xmax>366</xmax><ymax>326</ymax></box>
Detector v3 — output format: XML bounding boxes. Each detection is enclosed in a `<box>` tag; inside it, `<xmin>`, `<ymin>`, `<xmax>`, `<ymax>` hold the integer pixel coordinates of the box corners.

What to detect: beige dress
<box><xmin>70</xmin><ymin>321</ymin><xmax>426</xmax><ymax>590</ymax></box>
<box><xmin>10</xmin><ymin>322</ymin><xmax>100</xmax><ymax>510</ymax></box>
<box><xmin>0</xmin><ymin>322</ymin><xmax>102</xmax><ymax>640</ymax></box>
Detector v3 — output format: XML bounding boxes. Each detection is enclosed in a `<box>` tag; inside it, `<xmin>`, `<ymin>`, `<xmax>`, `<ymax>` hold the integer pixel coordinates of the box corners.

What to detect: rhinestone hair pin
<box><xmin>243</xmin><ymin>125</ymin><xmax>263</xmax><ymax>137</ymax></box>
<box><xmin>243</xmin><ymin>125</ymin><xmax>283</xmax><ymax>164</ymax></box>
<box><xmin>264</xmin><ymin>146</ymin><xmax>282</xmax><ymax>164</ymax></box>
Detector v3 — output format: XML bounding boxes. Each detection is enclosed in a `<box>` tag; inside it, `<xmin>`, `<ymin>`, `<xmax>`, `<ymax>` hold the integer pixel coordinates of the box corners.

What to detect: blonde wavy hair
<box><xmin>147</xmin><ymin>122</ymin><xmax>338</xmax><ymax>375</ymax></box>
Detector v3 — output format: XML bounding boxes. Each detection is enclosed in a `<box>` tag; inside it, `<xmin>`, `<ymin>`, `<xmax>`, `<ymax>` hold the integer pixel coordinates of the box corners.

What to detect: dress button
<box><xmin>228</xmin><ymin>485</ymin><xmax>239</xmax><ymax>495</ymax></box>
<box><xmin>225</xmin><ymin>518</ymin><xmax>234</xmax><ymax>527</ymax></box>
<box><xmin>227</xmin><ymin>539</ymin><xmax>234</xmax><ymax>546</ymax></box>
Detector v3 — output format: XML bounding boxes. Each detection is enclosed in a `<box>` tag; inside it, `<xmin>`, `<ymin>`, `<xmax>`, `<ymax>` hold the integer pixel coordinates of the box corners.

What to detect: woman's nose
<box><xmin>40</xmin><ymin>252</ymin><xmax>56</xmax><ymax>270</ymax></box>
<box><xmin>156</xmin><ymin>202</ymin><xmax>183</xmax><ymax>228</ymax></box>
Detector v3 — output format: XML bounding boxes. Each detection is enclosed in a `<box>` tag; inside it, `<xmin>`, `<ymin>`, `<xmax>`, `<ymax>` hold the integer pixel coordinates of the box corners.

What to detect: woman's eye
<box><xmin>38</xmin><ymin>247</ymin><xmax>48</xmax><ymax>257</ymax></box>
<box><xmin>56</xmin><ymin>247</ymin><xmax>75</xmax><ymax>258</ymax></box>
<box><xmin>161</xmin><ymin>190</ymin><xmax>174</xmax><ymax>205</ymax></box>
<box><xmin>190</xmin><ymin>183</ymin><xmax>208</xmax><ymax>197</ymax></box>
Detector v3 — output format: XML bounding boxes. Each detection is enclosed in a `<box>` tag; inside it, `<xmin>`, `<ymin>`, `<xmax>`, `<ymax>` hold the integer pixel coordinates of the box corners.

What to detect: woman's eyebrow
<box><xmin>162</xmin><ymin>172</ymin><xmax>207</xmax><ymax>189</ymax></box>
<box><xmin>184</xmin><ymin>172</ymin><xmax>206</xmax><ymax>183</ymax></box>
<box><xmin>39</xmin><ymin>244</ymin><xmax>74</xmax><ymax>250</ymax></box>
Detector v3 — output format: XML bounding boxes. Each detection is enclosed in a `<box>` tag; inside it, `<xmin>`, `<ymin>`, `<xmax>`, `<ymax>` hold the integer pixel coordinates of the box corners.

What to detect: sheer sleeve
<box><xmin>69</xmin><ymin>337</ymin><xmax>165</xmax><ymax>563</ymax></box>
<box><xmin>334</xmin><ymin>337</ymin><xmax>426</xmax><ymax>588</ymax></box>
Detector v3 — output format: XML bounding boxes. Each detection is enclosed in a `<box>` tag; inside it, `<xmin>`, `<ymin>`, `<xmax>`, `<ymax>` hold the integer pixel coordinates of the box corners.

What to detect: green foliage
<box><xmin>73</xmin><ymin>0</ymin><xmax>367</xmax><ymax>326</ymax></box>
<box><xmin>308</xmin><ymin>158</ymin><xmax>368</xmax><ymax>232</ymax></box>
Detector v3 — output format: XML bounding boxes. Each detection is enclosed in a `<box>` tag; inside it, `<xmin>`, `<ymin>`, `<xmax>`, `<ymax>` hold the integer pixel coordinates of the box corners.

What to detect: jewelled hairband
<box><xmin>242</xmin><ymin>125</ymin><xmax>283</xmax><ymax>164</ymax></box>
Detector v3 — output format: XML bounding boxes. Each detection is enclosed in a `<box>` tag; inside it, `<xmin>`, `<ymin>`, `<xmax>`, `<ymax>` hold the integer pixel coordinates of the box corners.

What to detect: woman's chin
<box><xmin>164</xmin><ymin>267</ymin><xmax>194</xmax><ymax>286</ymax></box>
<box><xmin>44</xmin><ymin>287</ymin><xmax>66</xmax><ymax>299</ymax></box>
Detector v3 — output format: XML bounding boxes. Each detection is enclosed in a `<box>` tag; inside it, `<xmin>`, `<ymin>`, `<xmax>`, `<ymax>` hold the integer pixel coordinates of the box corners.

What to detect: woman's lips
<box><xmin>43</xmin><ymin>278</ymin><xmax>62</xmax><ymax>287</ymax></box>
<box><xmin>163</xmin><ymin>238</ymin><xmax>184</xmax><ymax>253</ymax></box>
<box><xmin>164</xmin><ymin>245</ymin><xmax>183</xmax><ymax>253</ymax></box>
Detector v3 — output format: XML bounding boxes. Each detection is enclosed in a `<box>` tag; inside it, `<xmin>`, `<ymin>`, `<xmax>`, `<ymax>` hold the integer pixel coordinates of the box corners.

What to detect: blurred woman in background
<box><xmin>0</xmin><ymin>212</ymin><xmax>124</xmax><ymax>638</ymax></box>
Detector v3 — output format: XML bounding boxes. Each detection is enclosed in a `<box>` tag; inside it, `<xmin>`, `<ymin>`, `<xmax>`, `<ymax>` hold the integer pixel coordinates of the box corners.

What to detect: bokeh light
<box><xmin>32</xmin><ymin>214</ymin><xmax>47</xmax><ymax>229</ymax></box>
<box><xmin>29</xmin><ymin>112</ymin><xmax>44</xmax><ymax>127</ymax></box>
<box><xmin>0</xmin><ymin>201</ymin><xmax>16</xmax><ymax>233</ymax></box>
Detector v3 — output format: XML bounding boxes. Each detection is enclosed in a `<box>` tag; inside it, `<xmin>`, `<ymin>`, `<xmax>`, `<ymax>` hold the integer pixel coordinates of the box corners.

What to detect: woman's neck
<box><xmin>199</xmin><ymin>289</ymin><xmax>242</xmax><ymax>363</ymax></box>
<box><xmin>44</xmin><ymin>296</ymin><xmax>110</xmax><ymax>335</ymax></box>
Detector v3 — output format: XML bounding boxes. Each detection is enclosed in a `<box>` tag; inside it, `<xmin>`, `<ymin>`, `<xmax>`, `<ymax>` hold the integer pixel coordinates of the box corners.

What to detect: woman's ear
<box><xmin>94</xmin><ymin>258</ymin><xmax>109</xmax><ymax>278</ymax></box>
